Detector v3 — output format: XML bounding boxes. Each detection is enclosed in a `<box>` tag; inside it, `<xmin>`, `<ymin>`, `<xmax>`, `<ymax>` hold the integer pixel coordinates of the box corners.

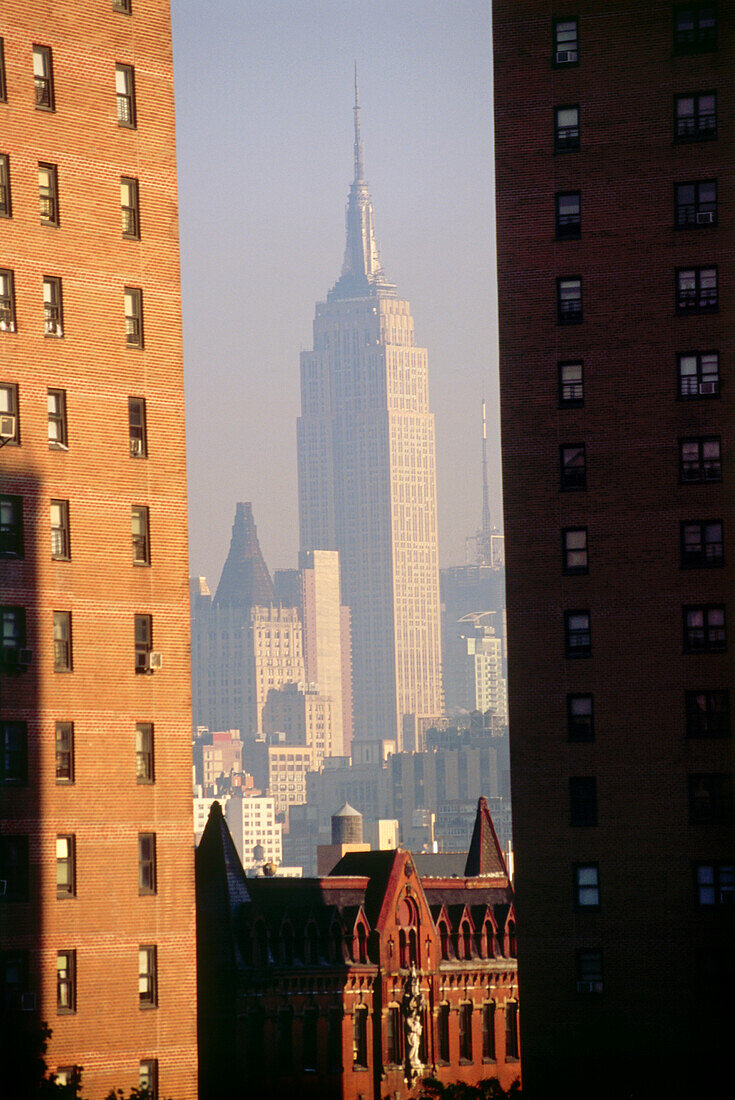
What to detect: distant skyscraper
<box><xmin>297</xmin><ymin>76</ymin><xmax>443</xmax><ymax>744</ymax></box>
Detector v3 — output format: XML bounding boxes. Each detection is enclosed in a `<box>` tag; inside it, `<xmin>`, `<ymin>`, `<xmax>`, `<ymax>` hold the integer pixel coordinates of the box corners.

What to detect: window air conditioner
<box><xmin>696</xmin><ymin>211</ymin><xmax>714</xmax><ymax>224</ymax></box>
<box><xmin>556</xmin><ymin>49</ymin><xmax>577</xmax><ymax>62</ymax></box>
<box><xmin>576</xmin><ymin>980</ymin><xmax>603</xmax><ymax>994</ymax></box>
<box><xmin>20</xmin><ymin>992</ymin><xmax>37</xmax><ymax>1011</ymax></box>
<box><xmin>18</xmin><ymin>649</ymin><xmax>33</xmax><ymax>666</ymax></box>
<box><xmin>0</xmin><ymin>414</ymin><xmax>16</xmax><ymax>438</ymax></box>
<box><xmin>699</xmin><ymin>381</ymin><xmax>717</xmax><ymax>394</ymax></box>
<box><xmin>148</xmin><ymin>651</ymin><xmax>163</xmax><ymax>671</ymax></box>
<box><xmin>130</xmin><ymin>438</ymin><xmax>143</xmax><ymax>456</ymax></box>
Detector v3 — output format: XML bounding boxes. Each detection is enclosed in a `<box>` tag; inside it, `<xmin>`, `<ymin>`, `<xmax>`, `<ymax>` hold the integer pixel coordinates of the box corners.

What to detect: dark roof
<box><xmin>214</xmin><ymin>501</ymin><xmax>275</xmax><ymax>608</ymax></box>
<box><xmin>464</xmin><ymin>796</ymin><xmax>508</xmax><ymax>876</ymax></box>
<box><xmin>412</xmin><ymin>852</ymin><xmax>467</xmax><ymax>877</ymax></box>
<box><xmin>329</xmin><ymin>848</ymin><xmax>401</xmax><ymax>926</ymax></box>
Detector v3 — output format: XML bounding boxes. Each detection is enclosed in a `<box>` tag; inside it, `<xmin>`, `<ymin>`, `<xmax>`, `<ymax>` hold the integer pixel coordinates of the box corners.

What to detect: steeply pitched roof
<box><xmin>464</xmin><ymin>796</ymin><xmax>508</xmax><ymax>877</ymax></box>
<box><xmin>213</xmin><ymin>501</ymin><xmax>275</xmax><ymax>608</ymax></box>
<box><xmin>196</xmin><ymin>800</ymin><xmax>251</xmax><ymax>972</ymax></box>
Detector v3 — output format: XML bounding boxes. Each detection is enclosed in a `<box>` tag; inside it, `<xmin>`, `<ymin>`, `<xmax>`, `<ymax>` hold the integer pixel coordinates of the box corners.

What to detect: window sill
<box><xmin>674</xmin><ymin>133</ymin><xmax>717</xmax><ymax>144</ymax></box>
<box><xmin>139</xmin><ymin>1002</ymin><xmax>158</xmax><ymax>1011</ymax></box>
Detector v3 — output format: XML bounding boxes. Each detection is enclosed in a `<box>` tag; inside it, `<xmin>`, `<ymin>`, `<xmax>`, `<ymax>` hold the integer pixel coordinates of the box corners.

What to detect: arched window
<box><xmin>484</xmin><ymin>921</ymin><xmax>495</xmax><ymax>959</ymax></box>
<box><xmin>282</xmin><ymin>924</ymin><xmax>294</xmax><ymax>966</ymax></box>
<box><xmin>255</xmin><ymin>922</ymin><xmax>269</xmax><ymax>967</ymax></box>
<box><xmin>357</xmin><ymin>923</ymin><xmax>368</xmax><ymax>964</ymax></box>
<box><xmin>409</xmin><ymin>928</ymin><xmax>418</xmax><ymax>966</ymax></box>
<box><xmin>507</xmin><ymin>920</ymin><xmax>517</xmax><ymax>958</ymax></box>
<box><xmin>307</xmin><ymin>923</ymin><xmax>319</xmax><ymax>965</ymax></box>
<box><xmin>439</xmin><ymin>920</ymin><xmax>450</xmax><ymax>960</ymax></box>
<box><xmin>462</xmin><ymin>920</ymin><xmax>472</xmax><ymax>960</ymax></box>
<box><xmin>399</xmin><ymin>929</ymin><xmax>408</xmax><ymax>969</ymax></box>
<box><xmin>332</xmin><ymin>924</ymin><xmax>344</xmax><ymax>963</ymax></box>
<box><xmin>241</xmin><ymin>925</ymin><xmax>253</xmax><ymax>967</ymax></box>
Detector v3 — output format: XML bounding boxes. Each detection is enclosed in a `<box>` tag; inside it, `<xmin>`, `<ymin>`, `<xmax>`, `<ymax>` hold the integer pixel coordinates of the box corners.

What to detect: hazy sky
<box><xmin>172</xmin><ymin>0</ymin><xmax>498</xmax><ymax>587</ymax></box>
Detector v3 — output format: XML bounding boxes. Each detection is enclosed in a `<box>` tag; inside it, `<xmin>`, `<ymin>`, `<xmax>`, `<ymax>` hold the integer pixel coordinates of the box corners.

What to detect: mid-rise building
<box><xmin>0</xmin><ymin>3</ymin><xmax>197</xmax><ymax>1094</ymax></box>
<box><xmin>224</xmin><ymin>792</ymin><xmax>283</xmax><ymax>871</ymax></box>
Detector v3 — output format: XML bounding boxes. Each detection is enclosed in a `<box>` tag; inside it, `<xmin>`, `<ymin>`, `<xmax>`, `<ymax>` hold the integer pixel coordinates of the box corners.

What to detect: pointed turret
<box><xmin>214</xmin><ymin>502</ymin><xmax>275</xmax><ymax>608</ymax></box>
<box><xmin>329</xmin><ymin>68</ymin><xmax>396</xmax><ymax>301</ymax></box>
<box><xmin>464</xmin><ymin>796</ymin><xmax>508</xmax><ymax>877</ymax></box>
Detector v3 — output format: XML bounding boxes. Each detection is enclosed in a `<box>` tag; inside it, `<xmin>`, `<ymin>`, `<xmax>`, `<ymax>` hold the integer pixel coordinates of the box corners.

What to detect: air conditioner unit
<box><xmin>576</xmin><ymin>980</ymin><xmax>603</xmax><ymax>994</ymax></box>
<box><xmin>0</xmin><ymin>413</ymin><xmax>16</xmax><ymax>439</ymax></box>
<box><xmin>135</xmin><ymin>651</ymin><xmax>149</xmax><ymax>672</ymax></box>
<box><xmin>130</xmin><ymin>438</ymin><xmax>143</xmax><ymax>457</ymax></box>
<box><xmin>696</xmin><ymin>211</ymin><xmax>715</xmax><ymax>224</ymax></box>
<box><xmin>20</xmin><ymin>992</ymin><xmax>37</xmax><ymax>1012</ymax></box>
<box><xmin>148</xmin><ymin>651</ymin><xmax>163</xmax><ymax>671</ymax></box>
<box><xmin>699</xmin><ymin>381</ymin><xmax>718</xmax><ymax>394</ymax></box>
<box><xmin>556</xmin><ymin>49</ymin><xmax>577</xmax><ymax>62</ymax></box>
<box><xmin>18</xmin><ymin>649</ymin><xmax>33</xmax><ymax>666</ymax></box>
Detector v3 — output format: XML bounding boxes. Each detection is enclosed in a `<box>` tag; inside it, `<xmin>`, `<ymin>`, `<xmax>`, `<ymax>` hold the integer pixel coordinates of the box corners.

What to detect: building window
<box><xmin>562</xmin><ymin>528</ymin><xmax>588</xmax><ymax>574</ymax></box>
<box><xmin>303</xmin><ymin>1007</ymin><xmax>318</xmax><ymax>1071</ymax></box>
<box><xmin>675</xmin><ymin>91</ymin><xmax>717</xmax><ymax>139</ymax></box>
<box><xmin>116</xmin><ymin>64</ymin><xmax>136</xmax><ymax>127</ymax></box>
<box><xmin>2</xmin><ymin>605</ymin><xmax>26</xmax><ymax>655</ymax></box>
<box><xmin>33</xmin><ymin>46</ymin><xmax>54</xmax><ymax>110</ymax></box>
<box><xmin>138</xmin><ymin>1060</ymin><xmax>157</xmax><ymax>1100</ymax></box>
<box><xmin>386</xmin><ymin>1005</ymin><xmax>402</xmax><ymax>1065</ymax></box>
<box><xmin>38</xmin><ymin>164</ymin><xmax>59</xmax><ymax>226</ymax></box>
<box><xmin>570</xmin><ymin>777</ymin><xmax>598</xmax><ymax>826</ymax></box>
<box><xmin>136</xmin><ymin>723</ymin><xmax>155</xmax><ymax>783</ymax></box>
<box><xmin>328</xmin><ymin>1008</ymin><xmax>342</xmax><ymax>1071</ymax></box>
<box><xmin>0</xmin><ymin>836</ymin><xmax>29</xmax><ymax>900</ymax></box>
<box><xmin>0</xmin><ymin>495</ymin><xmax>23</xmax><ymax>558</ymax></box>
<box><xmin>675</xmin><ymin>180</ymin><xmax>717</xmax><ymax>227</ymax></box>
<box><xmin>55</xmin><ymin>722</ymin><xmax>74</xmax><ymax>783</ymax></box>
<box><xmin>47</xmin><ymin>389</ymin><xmax>68</xmax><ymax>448</ymax></box>
<box><xmin>134</xmin><ymin>614</ymin><xmax>152</xmax><ymax>672</ymax></box>
<box><xmin>1</xmin><ymin>721</ymin><xmax>28</xmax><ymax>785</ymax></box>
<box><xmin>0</xmin><ymin>269</ymin><xmax>17</xmax><ymax>332</ymax></box>
<box><xmin>128</xmin><ymin>396</ymin><xmax>147</xmax><ymax>456</ymax></box>
<box><xmin>681</xmin><ymin>521</ymin><xmax>723</xmax><ymax>568</ymax></box>
<box><xmin>459</xmin><ymin>1003</ymin><xmax>473</xmax><ymax>1062</ymax></box>
<box><xmin>685</xmin><ymin>690</ymin><xmax>729</xmax><ymax>738</ymax></box>
<box><xmin>125</xmin><ymin>287</ymin><xmax>144</xmax><ymax>347</ymax></box>
<box><xmin>0</xmin><ymin>154</ymin><xmax>11</xmax><ymax>217</ymax></box>
<box><xmin>688</xmin><ymin>773</ymin><xmax>732</xmax><ymax>825</ymax></box>
<box><xmin>56</xmin><ymin>951</ymin><xmax>76</xmax><ymax>1013</ymax></box>
<box><xmin>139</xmin><ymin>945</ymin><xmax>157</xmax><ymax>1008</ymax></box>
<box><xmin>482</xmin><ymin>1002</ymin><xmax>496</xmax><ymax>1061</ymax></box>
<box><xmin>50</xmin><ymin>501</ymin><xmax>70</xmax><ymax>560</ymax></box>
<box><xmin>683</xmin><ymin>605</ymin><xmax>726</xmax><ymax>653</ymax></box>
<box><xmin>56</xmin><ymin>835</ymin><xmax>76</xmax><ymax>897</ymax></box>
<box><xmin>121</xmin><ymin>176</ymin><xmax>140</xmax><ymax>238</ymax></box>
<box><xmin>676</xmin><ymin>268</ymin><xmax>717</xmax><ymax>314</ymax></box>
<box><xmin>505</xmin><ymin>1002</ymin><xmax>519</xmax><ymax>1060</ymax></box>
<box><xmin>695</xmin><ymin>863</ymin><xmax>734</xmax><ymax>905</ymax></box>
<box><xmin>555</xmin><ymin>192</ymin><xmax>581</xmax><ymax>239</ymax></box>
<box><xmin>574</xmin><ymin>864</ymin><xmax>600</xmax><ymax>907</ymax></box>
<box><xmin>43</xmin><ymin>277</ymin><xmax>63</xmax><ymax>336</ymax></box>
<box><xmin>679</xmin><ymin>437</ymin><xmax>721</xmax><ymax>483</ymax></box>
<box><xmin>138</xmin><ymin>833</ymin><xmax>156</xmax><ymax>895</ymax></box>
<box><xmin>558</xmin><ymin>360</ymin><xmax>584</xmax><ymax>406</ymax></box>
<box><xmin>437</xmin><ymin>1003</ymin><xmax>450</xmax><ymax>1063</ymax></box>
<box><xmin>557</xmin><ymin>277</ymin><xmax>582</xmax><ymax>323</ymax></box>
<box><xmin>678</xmin><ymin>351</ymin><xmax>719</xmax><ymax>397</ymax></box>
<box><xmin>575</xmin><ymin>949</ymin><xmax>603</xmax><ymax>993</ymax></box>
<box><xmin>565</xmin><ymin>611</ymin><xmax>591</xmax><ymax>658</ymax></box>
<box><xmin>353</xmin><ymin>1005</ymin><xmax>368</xmax><ymax>1067</ymax></box>
<box><xmin>554</xmin><ymin>105</ymin><xmax>579</xmax><ymax>152</ymax></box>
<box><xmin>560</xmin><ymin>444</ymin><xmax>586</xmax><ymax>490</ymax></box>
<box><xmin>0</xmin><ymin>383</ymin><xmax>19</xmax><ymax>443</ymax></box>
<box><xmin>114</xmin><ymin>0</ymin><xmax>133</xmax><ymax>14</ymax></box>
<box><xmin>0</xmin><ymin>39</ymin><xmax>6</xmax><ymax>102</ymax></box>
<box><xmin>673</xmin><ymin>4</ymin><xmax>717</xmax><ymax>53</ymax></box>
<box><xmin>53</xmin><ymin>611</ymin><xmax>72</xmax><ymax>671</ymax></box>
<box><xmin>132</xmin><ymin>506</ymin><xmax>150</xmax><ymax>565</ymax></box>
<box><xmin>553</xmin><ymin>18</ymin><xmax>578</xmax><ymax>64</ymax></box>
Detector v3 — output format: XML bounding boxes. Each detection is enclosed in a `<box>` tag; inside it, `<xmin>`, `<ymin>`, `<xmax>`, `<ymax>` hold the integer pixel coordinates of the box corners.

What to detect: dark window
<box><xmin>132</xmin><ymin>506</ymin><xmax>150</xmax><ymax>565</ymax></box>
<box><xmin>575</xmin><ymin>949</ymin><xmax>603</xmax><ymax>993</ymax></box>
<box><xmin>439</xmin><ymin>920</ymin><xmax>450</xmax><ymax>960</ymax></box>
<box><xmin>386</xmin><ymin>1005</ymin><xmax>402</xmax><ymax>1065</ymax></box>
<box><xmin>138</xmin><ymin>833</ymin><xmax>156</xmax><ymax>895</ymax></box>
<box><xmin>136</xmin><ymin>722</ymin><xmax>155</xmax><ymax>782</ymax></box>
<box><xmin>116</xmin><ymin>65</ymin><xmax>136</xmax><ymax>127</ymax></box>
<box><xmin>0</xmin><ymin>154</ymin><xmax>11</xmax><ymax>217</ymax></box>
<box><xmin>56</xmin><ymin>835</ymin><xmax>75</xmax><ymax>897</ymax></box>
<box><xmin>570</xmin><ymin>777</ymin><xmax>598</xmax><ymax>826</ymax></box>
<box><xmin>33</xmin><ymin>46</ymin><xmax>54</xmax><ymax>110</ymax></box>
<box><xmin>683</xmin><ymin>605</ymin><xmax>726</xmax><ymax>653</ymax></box>
<box><xmin>139</xmin><ymin>945</ymin><xmax>157</xmax><ymax>1008</ymax></box>
<box><xmin>0</xmin><ymin>270</ymin><xmax>17</xmax><ymax>333</ymax></box>
<box><xmin>352</xmin><ymin>1005</ymin><xmax>368</xmax><ymax>1067</ymax></box>
<box><xmin>459</xmin><ymin>1003</ymin><xmax>473</xmax><ymax>1061</ymax></box>
<box><xmin>48</xmin><ymin>389</ymin><xmax>68</xmax><ymax>447</ymax></box>
<box><xmin>135</xmin><ymin>614</ymin><xmax>152</xmax><ymax>672</ymax></box>
<box><xmin>562</xmin><ymin>527</ymin><xmax>588</xmax><ymax>574</ymax></box>
<box><xmin>39</xmin><ymin>164</ymin><xmax>59</xmax><ymax>226</ymax></box>
<box><xmin>328</xmin><ymin>1008</ymin><xmax>343</xmax><ymax>1071</ymax></box>
<box><xmin>0</xmin><ymin>495</ymin><xmax>23</xmax><ymax>558</ymax></box>
<box><xmin>556</xmin><ymin>192</ymin><xmax>581</xmax><ymax>238</ymax></box>
<box><xmin>53</xmin><ymin>611</ymin><xmax>72</xmax><ymax>671</ymax></box>
<box><xmin>125</xmin><ymin>287</ymin><xmax>144</xmax><ymax>347</ymax></box>
<box><xmin>438</xmin><ymin>1003</ymin><xmax>450</xmax><ymax>1063</ymax></box>
<box><xmin>0</xmin><ymin>39</ymin><xmax>6</xmax><ymax>102</ymax></box>
<box><xmin>673</xmin><ymin>5</ymin><xmax>717</xmax><ymax>53</ymax></box>
<box><xmin>557</xmin><ymin>277</ymin><xmax>582</xmax><ymax>323</ymax></box>
<box><xmin>482</xmin><ymin>1002</ymin><xmax>496</xmax><ymax>1060</ymax></box>
<box><xmin>565</xmin><ymin>610</ymin><xmax>591</xmax><ymax>657</ymax></box>
<box><xmin>695</xmin><ymin>863</ymin><xmax>734</xmax><ymax>905</ymax></box>
<box><xmin>55</xmin><ymin>722</ymin><xmax>74</xmax><ymax>783</ymax></box>
<box><xmin>505</xmin><ymin>1002</ymin><xmax>519</xmax><ymax>1060</ymax></box>
<box><xmin>43</xmin><ymin>277</ymin><xmax>63</xmax><ymax>336</ymax></box>
<box><xmin>675</xmin><ymin>180</ymin><xmax>717</xmax><ymax>227</ymax></box>
<box><xmin>679</xmin><ymin>437</ymin><xmax>721</xmax><ymax>483</ymax></box>
<box><xmin>1</xmin><ymin>605</ymin><xmax>26</xmax><ymax>653</ymax></box>
<box><xmin>128</xmin><ymin>396</ymin><xmax>147</xmax><ymax>456</ymax></box>
<box><xmin>675</xmin><ymin>92</ymin><xmax>717</xmax><ymax>139</ymax></box>
<box><xmin>574</xmin><ymin>863</ymin><xmax>600</xmax><ymax>907</ymax></box>
<box><xmin>688</xmin><ymin>773</ymin><xmax>732</xmax><ymax>825</ymax></box>
<box><xmin>55</xmin><ymin>1068</ymin><xmax>81</xmax><ymax>1091</ymax></box>
<box><xmin>57</xmin><ymin>951</ymin><xmax>76</xmax><ymax>1013</ymax></box>
<box><xmin>678</xmin><ymin>351</ymin><xmax>719</xmax><ymax>397</ymax></box>
<box><xmin>139</xmin><ymin>1060</ymin><xmax>157</xmax><ymax>1100</ymax></box>
<box><xmin>554</xmin><ymin>105</ymin><xmax>579</xmax><ymax>152</ymax></box>
<box><xmin>558</xmin><ymin>360</ymin><xmax>584</xmax><ymax>405</ymax></box>
<box><xmin>681</xmin><ymin>520</ymin><xmax>723</xmax><ymax>568</ymax></box>
<box><xmin>560</xmin><ymin>444</ymin><xmax>586</xmax><ymax>490</ymax></box>
<box><xmin>554</xmin><ymin>18</ymin><xmax>578</xmax><ymax>64</ymax></box>
<box><xmin>303</xmin><ymin>1007</ymin><xmax>318</xmax><ymax>1071</ymax></box>
<box><xmin>114</xmin><ymin>0</ymin><xmax>133</xmax><ymax>13</ymax></box>
<box><xmin>1</xmin><ymin>722</ymin><xmax>27</xmax><ymax>785</ymax></box>
<box><xmin>50</xmin><ymin>501</ymin><xmax>70</xmax><ymax>560</ymax></box>
<box><xmin>1</xmin><ymin>950</ymin><xmax>28</xmax><ymax>1010</ymax></box>
<box><xmin>121</xmin><ymin>177</ymin><xmax>140</xmax><ymax>238</ymax></box>
<box><xmin>0</xmin><ymin>836</ymin><xmax>29</xmax><ymax>900</ymax></box>
<box><xmin>685</xmin><ymin>690</ymin><xmax>729</xmax><ymax>738</ymax></box>
<box><xmin>676</xmin><ymin>268</ymin><xmax>717</xmax><ymax>313</ymax></box>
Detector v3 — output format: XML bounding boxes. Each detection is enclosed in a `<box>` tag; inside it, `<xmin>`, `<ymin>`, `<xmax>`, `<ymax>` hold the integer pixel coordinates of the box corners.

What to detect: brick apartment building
<box><xmin>494</xmin><ymin>3</ymin><xmax>734</xmax><ymax>1096</ymax></box>
<box><xmin>0</xmin><ymin>2</ymin><xmax>197</xmax><ymax>1095</ymax></box>
<box><xmin>196</xmin><ymin>797</ymin><xmax>520</xmax><ymax>1100</ymax></box>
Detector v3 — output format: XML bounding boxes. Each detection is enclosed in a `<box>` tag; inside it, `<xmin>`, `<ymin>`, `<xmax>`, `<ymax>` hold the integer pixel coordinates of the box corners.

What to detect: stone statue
<box><xmin>402</xmin><ymin>964</ymin><xmax>426</xmax><ymax>1081</ymax></box>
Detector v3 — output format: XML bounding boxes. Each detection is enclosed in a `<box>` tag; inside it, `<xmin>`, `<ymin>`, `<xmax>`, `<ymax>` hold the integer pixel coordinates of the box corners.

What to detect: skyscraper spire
<box><xmin>353</xmin><ymin>61</ymin><xmax>365</xmax><ymax>183</ymax></box>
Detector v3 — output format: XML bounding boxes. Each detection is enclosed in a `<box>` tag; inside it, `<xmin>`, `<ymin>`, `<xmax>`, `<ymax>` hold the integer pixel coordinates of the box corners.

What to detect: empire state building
<box><xmin>297</xmin><ymin>79</ymin><xmax>443</xmax><ymax>746</ymax></box>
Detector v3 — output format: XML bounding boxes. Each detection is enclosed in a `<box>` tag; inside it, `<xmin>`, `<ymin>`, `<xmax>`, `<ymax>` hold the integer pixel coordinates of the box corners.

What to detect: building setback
<box><xmin>493</xmin><ymin>3</ymin><xmax>734</xmax><ymax>1096</ymax></box>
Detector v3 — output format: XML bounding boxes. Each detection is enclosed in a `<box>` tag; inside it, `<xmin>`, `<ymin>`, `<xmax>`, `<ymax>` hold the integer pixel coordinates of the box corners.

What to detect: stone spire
<box><xmin>329</xmin><ymin>68</ymin><xmax>395</xmax><ymax>301</ymax></box>
<box><xmin>464</xmin><ymin>796</ymin><xmax>508</xmax><ymax>877</ymax></box>
<box><xmin>214</xmin><ymin>502</ymin><xmax>275</xmax><ymax>608</ymax></box>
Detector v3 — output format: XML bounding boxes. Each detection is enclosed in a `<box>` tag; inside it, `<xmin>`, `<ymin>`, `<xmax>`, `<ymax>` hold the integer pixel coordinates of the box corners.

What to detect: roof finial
<box><xmin>353</xmin><ymin>60</ymin><xmax>364</xmax><ymax>182</ymax></box>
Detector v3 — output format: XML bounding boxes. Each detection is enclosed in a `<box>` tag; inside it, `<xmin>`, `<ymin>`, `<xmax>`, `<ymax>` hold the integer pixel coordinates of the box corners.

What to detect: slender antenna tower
<box><xmin>481</xmin><ymin>397</ymin><xmax>492</xmax><ymax>547</ymax></box>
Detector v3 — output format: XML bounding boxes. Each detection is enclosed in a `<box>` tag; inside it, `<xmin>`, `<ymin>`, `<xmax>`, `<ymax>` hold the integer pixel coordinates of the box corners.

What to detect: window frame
<box><xmin>139</xmin><ymin>1060</ymin><xmax>157</xmax><ymax>1100</ymax></box>
<box><xmin>562</xmin><ymin>527</ymin><xmax>588</xmax><ymax>575</ymax></box>
<box><xmin>558</xmin><ymin>360</ymin><xmax>584</xmax><ymax>406</ymax></box>
<box><xmin>136</xmin><ymin>722</ymin><xmax>155</xmax><ymax>783</ymax></box>
<box><xmin>458</xmin><ymin>1002</ymin><xmax>473</xmax><ymax>1062</ymax></box>
<box><xmin>0</xmin><ymin>836</ymin><xmax>29</xmax><ymax>900</ymax></box>
<box><xmin>695</xmin><ymin>862</ymin><xmax>734</xmax><ymax>905</ymax></box>
<box><xmin>1</xmin><ymin>721</ymin><xmax>28</xmax><ymax>786</ymax></box>
<box><xmin>680</xmin><ymin>520</ymin><xmax>723</xmax><ymax>569</ymax></box>
<box><xmin>114</xmin><ymin>0</ymin><xmax>133</xmax><ymax>13</ymax></box>
<box><xmin>138</xmin><ymin>945</ymin><xmax>158</xmax><ymax>1009</ymax></box>
<box><xmin>677</xmin><ymin>350</ymin><xmax>719</xmax><ymax>398</ymax></box>
<box><xmin>43</xmin><ymin>276</ymin><xmax>64</xmax><ymax>336</ymax></box>
<box><xmin>555</xmin><ymin>191</ymin><xmax>581</xmax><ymax>239</ymax></box>
<box><xmin>50</xmin><ymin>500</ymin><xmax>71</xmax><ymax>561</ymax></box>
<box><xmin>675</xmin><ymin>179</ymin><xmax>717</xmax><ymax>227</ymax></box>
<box><xmin>138</xmin><ymin>833</ymin><xmax>157</xmax><ymax>896</ymax></box>
<box><xmin>128</xmin><ymin>396</ymin><xmax>148</xmax><ymax>457</ymax></box>
<box><xmin>132</xmin><ymin>505</ymin><xmax>151</xmax><ymax>565</ymax></box>
<box><xmin>673</xmin><ymin>4</ymin><xmax>718</xmax><ymax>54</ymax></box>
<box><xmin>482</xmin><ymin>1001</ymin><xmax>496</xmax><ymax>1061</ymax></box>
<box><xmin>121</xmin><ymin>176</ymin><xmax>140</xmax><ymax>239</ymax></box>
<box><xmin>575</xmin><ymin>949</ymin><xmax>603</xmax><ymax>993</ymax></box>
<box><xmin>437</xmin><ymin>1002</ymin><xmax>450</xmax><ymax>1063</ymax></box>
<box><xmin>48</xmin><ymin>389</ymin><xmax>68</xmax><ymax>448</ymax></box>
<box><xmin>38</xmin><ymin>164</ymin><xmax>60</xmax><ymax>227</ymax></box>
<box><xmin>0</xmin><ymin>38</ymin><xmax>6</xmax><ymax>102</ymax></box>
<box><xmin>679</xmin><ymin>436</ymin><xmax>721</xmax><ymax>484</ymax></box>
<box><xmin>116</xmin><ymin>64</ymin><xmax>137</xmax><ymax>128</ymax></box>
<box><xmin>567</xmin><ymin>694</ymin><xmax>594</xmax><ymax>742</ymax></box>
<box><xmin>675</xmin><ymin>267</ymin><xmax>717</xmax><ymax>314</ymax></box>
<box><xmin>33</xmin><ymin>46</ymin><xmax>55</xmax><ymax>111</ymax></box>
<box><xmin>55</xmin><ymin>721</ymin><xmax>74</xmax><ymax>784</ymax></box>
<box><xmin>553</xmin><ymin>17</ymin><xmax>579</xmax><ymax>66</ymax></box>
<box><xmin>56</xmin><ymin>950</ymin><xmax>76</xmax><ymax>1014</ymax></box>
<box><xmin>560</xmin><ymin>444</ymin><xmax>586</xmax><ymax>491</ymax></box>
<box><xmin>0</xmin><ymin>154</ymin><xmax>12</xmax><ymax>218</ymax></box>
<box><xmin>505</xmin><ymin>1001</ymin><xmax>519</xmax><ymax>1061</ymax></box>
<box><xmin>688</xmin><ymin>773</ymin><xmax>732</xmax><ymax>825</ymax></box>
<box><xmin>134</xmin><ymin>614</ymin><xmax>153</xmax><ymax>673</ymax></box>
<box><xmin>352</xmin><ymin>1004</ymin><xmax>368</xmax><ymax>1067</ymax></box>
<box><xmin>574</xmin><ymin>863</ymin><xmax>600</xmax><ymax>908</ymax></box>
<box><xmin>56</xmin><ymin>834</ymin><xmax>76</xmax><ymax>898</ymax></box>
<box><xmin>569</xmin><ymin>776</ymin><xmax>598</xmax><ymax>826</ymax></box>
<box><xmin>125</xmin><ymin>287</ymin><xmax>144</xmax><ymax>348</ymax></box>
<box><xmin>554</xmin><ymin>104</ymin><xmax>580</xmax><ymax>152</ymax></box>
<box><xmin>53</xmin><ymin>610</ymin><xmax>73</xmax><ymax>672</ymax></box>
<box><xmin>0</xmin><ymin>269</ymin><xmax>17</xmax><ymax>333</ymax></box>
<box><xmin>674</xmin><ymin>91</ymin><xmax>717</xmax><ymax>141</ymax></box>
<box><xmin>557</xmin><ymin>276</ymin><xmax>583</xmax><ymax>324</ymax></box>
<box><xmin>0</xmin><ymin>494</ymin><xmax>24</xmax><ymax>558</ymax></box>
<box><xmin>685</xmin><ymin>690</ymin><xmax>730</xmax><ymax>738</ymax></box>
<box><xmin>1</xmin><ymin>605</ymin><xmax>27</xmax><ymax>653</ymax></box>
<box><xmin>683</xmin><ymin>604</ymin><xmax>726</xmax><ymax>653</ymax></box>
